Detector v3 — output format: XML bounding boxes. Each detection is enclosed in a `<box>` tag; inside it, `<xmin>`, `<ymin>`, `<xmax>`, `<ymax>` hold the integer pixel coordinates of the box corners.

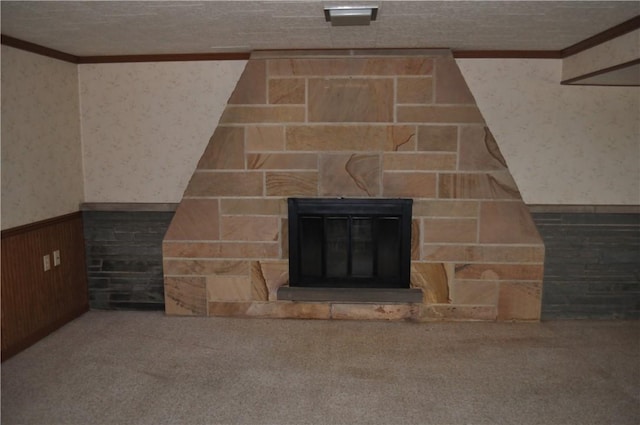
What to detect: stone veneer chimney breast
<box><xmin>162</xmin><ymin>49</ymin><xmax>545</xmax><ymax>321</ymax></box>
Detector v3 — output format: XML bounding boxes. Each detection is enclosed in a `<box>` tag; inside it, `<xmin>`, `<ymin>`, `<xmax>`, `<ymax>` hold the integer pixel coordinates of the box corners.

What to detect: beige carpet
<box><xmin>2</xmin><ymin>311</ymin><xmax>639</xmax><ymax>425</ymax></box>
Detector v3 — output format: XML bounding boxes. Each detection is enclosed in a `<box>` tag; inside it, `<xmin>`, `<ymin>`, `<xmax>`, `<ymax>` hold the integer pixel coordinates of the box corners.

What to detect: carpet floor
<box><xmin>2</xmin><ymin>311</ymin><xmax>639</xmax><ymax>425</ymax></box>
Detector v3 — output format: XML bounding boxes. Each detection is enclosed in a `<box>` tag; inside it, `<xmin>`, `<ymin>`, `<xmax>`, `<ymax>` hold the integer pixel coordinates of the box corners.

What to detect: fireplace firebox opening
<box><xmin>287</xmin><ymin>198</ymin><xmax>413</xmax><ymax>291</ymax></box>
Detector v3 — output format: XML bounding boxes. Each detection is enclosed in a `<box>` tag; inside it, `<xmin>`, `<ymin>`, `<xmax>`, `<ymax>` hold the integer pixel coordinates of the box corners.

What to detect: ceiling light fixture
<box><xmin>324</xmin><ymin>5</ymin><xmax>378</xmax><ymax>27</ymax></box>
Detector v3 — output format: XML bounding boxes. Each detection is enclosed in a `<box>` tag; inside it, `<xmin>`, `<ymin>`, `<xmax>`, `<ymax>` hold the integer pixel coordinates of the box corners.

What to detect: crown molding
<box><xmin>1</xmin><ymin>34</ymin><xmax>78</xmax><ymax>63</ymax></box>
<box><xmin>77</xmin><ymin>52</ymin><xmax>250</xmax><ymax>64</ymax></box>
<box><xmin>1</xmin><ymin>34</ymin><xmax>249</xmax><ymax>63</ymax></box>
<box><xmin>561</xmin><ymin>15</ymin><xmax>640</xmax><ymax>58</ymax></box>
<box><xmin>3</xmin><ymin>15</ymin><xmax>639</xmax><ymax>64</ymax></box>
<box><xmin>453</xmin><ymin>50</ymin><xmax>561</xmax><ymax>59</ymax></box>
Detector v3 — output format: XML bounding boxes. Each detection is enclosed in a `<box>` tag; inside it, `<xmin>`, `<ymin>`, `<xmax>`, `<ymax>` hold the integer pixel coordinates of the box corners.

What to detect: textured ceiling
<box><xmin>1</xmin><ymin>1</ymin><xmax>638</xmax><ymax>56</ymax></box>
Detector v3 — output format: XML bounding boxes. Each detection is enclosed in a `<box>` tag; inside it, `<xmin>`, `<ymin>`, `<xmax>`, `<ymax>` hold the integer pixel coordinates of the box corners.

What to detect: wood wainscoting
<box><xmin>1</xmin><ymin>212</ymin><xmax>89</xmax><ymax>361</ymax></box>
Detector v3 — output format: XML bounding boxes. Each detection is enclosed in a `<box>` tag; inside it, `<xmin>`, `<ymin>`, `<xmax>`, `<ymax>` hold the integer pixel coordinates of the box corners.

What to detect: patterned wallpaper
<box><xmin>80</xmin><ymin>57</ymin><xmax>639</xmax><ymax>206</ymax></box>
<box><xmin>2</xmin><ymin>50</ymin><xmax>637</xmax><ymax>227</ymax></box>
<box><xmin>79</xmin><ymin>61</ymin><xmax>246</xmax><ymax>203</ymax></box>
<box><xmin>459</xmin><ymin>58</ymin><xmax>640</xmax><ymax>205</ymax></box>
<box><xmin>1</xmin><ymin>45</ymin><xmax>84</xmax><ymax>230</ymax></box>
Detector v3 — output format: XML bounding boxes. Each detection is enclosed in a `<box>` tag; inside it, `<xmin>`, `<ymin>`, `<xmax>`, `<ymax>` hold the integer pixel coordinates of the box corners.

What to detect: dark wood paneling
<box><xmin>1</xmin><ymin>212</ymin><xmax>89</xmax><ymax>361</ymax></box>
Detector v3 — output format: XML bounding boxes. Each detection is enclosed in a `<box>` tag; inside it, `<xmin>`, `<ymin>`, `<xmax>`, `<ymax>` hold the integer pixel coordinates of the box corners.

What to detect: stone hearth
<box><xmin>162</xmin><ymin>49</ymin><xmax>545</xmax><ymax>321</ymax></box>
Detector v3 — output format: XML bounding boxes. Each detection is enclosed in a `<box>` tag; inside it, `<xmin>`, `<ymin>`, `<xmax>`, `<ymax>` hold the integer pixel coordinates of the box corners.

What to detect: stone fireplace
<box><xmin>162</xmin><ymin>49</ymin><xmax>545</xmax><ymax>321</ymax></box>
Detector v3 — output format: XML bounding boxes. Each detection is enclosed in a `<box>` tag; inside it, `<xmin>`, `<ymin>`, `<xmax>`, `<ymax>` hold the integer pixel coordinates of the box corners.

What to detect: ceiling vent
<box><xmin>324</xmin><ymin>5</ymin><xmax>379</xmax><ymax>26</ymax></box>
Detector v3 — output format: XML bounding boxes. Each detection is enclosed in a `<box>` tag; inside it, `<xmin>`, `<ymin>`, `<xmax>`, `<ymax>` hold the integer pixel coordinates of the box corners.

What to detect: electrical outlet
<box><xmin>53</xmin><ymin>250</ymin><xmax>61</xmax><ymax>267</ymax></box>
<box><xmin>43</xmin><ymin>255</ymin><xmax>51</xmax><ymax>271</ymax></box>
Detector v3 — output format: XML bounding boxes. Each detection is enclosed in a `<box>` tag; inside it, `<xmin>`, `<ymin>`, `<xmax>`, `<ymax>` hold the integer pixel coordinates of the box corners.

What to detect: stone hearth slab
<box><xmin>278</xmin><ymin>287</ymin><xmax>424</xmax><ymax>303</ymax></box>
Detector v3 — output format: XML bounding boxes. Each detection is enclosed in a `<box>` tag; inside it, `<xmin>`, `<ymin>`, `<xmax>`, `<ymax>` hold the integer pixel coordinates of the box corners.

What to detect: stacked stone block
<box><xmin>535</xmin><ymin>211</ymin><xmax>639</xmax><ymax>319</ymax></box>
<box><xmin>84</xmin><ymin>210</ymin><xmax>173</xmax><ymax>310</ymax></box>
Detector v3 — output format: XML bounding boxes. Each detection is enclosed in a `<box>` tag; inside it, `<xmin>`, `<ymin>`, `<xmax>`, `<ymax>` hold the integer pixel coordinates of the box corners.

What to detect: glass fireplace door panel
<box><xmin>351</xmin><ymin>218</ymin><xmax>374</xmax><ymax>277</ymax></box>
<box><xmin>377</xmin><ymin>217</ymin><xmax>401</xmax><ymax>278</ymax></box>
<box><xmin>325</xmin><ymin>217</ymin><xmax>349</xmax><ymax>277</ymax></box>
<box><xmin>299</xmin><ymin>217</ymin><xmax>323</xmax><ymax>277</ymax></box>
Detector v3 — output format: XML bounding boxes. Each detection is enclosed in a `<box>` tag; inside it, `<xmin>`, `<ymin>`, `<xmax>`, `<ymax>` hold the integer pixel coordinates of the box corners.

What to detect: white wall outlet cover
<box><xmin>53</xmin><ymin>250</ymin><xmax>61</xmax><ymax>266</ymax></box>
<box><xmin>43</xmin><ymin>254</ymin><xmax>51</xmax><ymax>271</ymax></box>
